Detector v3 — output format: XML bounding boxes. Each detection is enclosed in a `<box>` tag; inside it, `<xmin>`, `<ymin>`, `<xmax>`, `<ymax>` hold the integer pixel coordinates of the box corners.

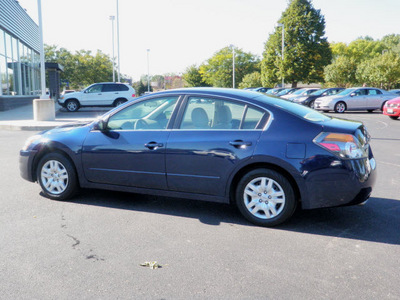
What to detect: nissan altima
<box><xmin>20</xmin><ymin>88</ymin><xmax>376</xmax><ymax>226</ymax></box>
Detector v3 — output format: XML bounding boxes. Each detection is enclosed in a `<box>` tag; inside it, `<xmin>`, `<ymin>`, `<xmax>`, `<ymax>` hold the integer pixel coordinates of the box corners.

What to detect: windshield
<box><xmin>337</xmin><ymin>88</ymin><xmax>356</xmax><ymax>96</ymax></box>
<box><xmin>292</xmin><ymin>89</ymin><xmax>306</xmax><ymax>95</ymax></box>
<box><xmin>276</xmin><ymin>89</ymin><xmax>291</xmax><ymax>96</ymax></box>
<box><xmin>310</xmin><ymin>88</ymin><xmax>328</xmax><ymax>96</ymax></box>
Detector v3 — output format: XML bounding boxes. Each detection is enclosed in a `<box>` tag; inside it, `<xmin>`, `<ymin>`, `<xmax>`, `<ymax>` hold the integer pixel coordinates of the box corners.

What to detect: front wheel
<box><xmin>308</xmin><ymin>100</ymin><xmax>315</xmax><ymax>109</ymax></box>
<box><xmin>65</xmin><ymin>99</ymin><xmax>80</xmax><ymax>112</ymax></box>
<box><xmin>389</xmin><ymin>116</ymin><xmax>399</xmax><ymax>120</ymax></box>
<box><xmin>334</xmin><ymin>102</ymin><xmax>346</xmax><ymax>113</ymax></box>
<box><xmin>235</xmin><ymin>169</ymin><xmax>297</xmax><ymax>227</ymax></box>
<box><xmin>37</xmin><ymin>153</ymin><xmax>78</xmax><ymax>200</ymax></box>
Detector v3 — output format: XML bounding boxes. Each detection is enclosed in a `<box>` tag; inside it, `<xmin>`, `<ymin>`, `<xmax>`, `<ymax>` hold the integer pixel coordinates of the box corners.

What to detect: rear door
<box><xmin>366</xmin><ymin>89</ymin><xmax>384</xmax><ymax>109</ymax></box>
<box><xmin>165</xmin><ymin>96</ymin><xmax>267</xmax><ymax>197</ymax></box>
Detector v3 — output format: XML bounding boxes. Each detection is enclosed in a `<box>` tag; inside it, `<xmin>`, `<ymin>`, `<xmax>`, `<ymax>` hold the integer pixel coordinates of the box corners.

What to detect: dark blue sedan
<box><xmin>20</xmin><ymin>88</ymin><xmax>376</xmax><ymax>226</ymax></box>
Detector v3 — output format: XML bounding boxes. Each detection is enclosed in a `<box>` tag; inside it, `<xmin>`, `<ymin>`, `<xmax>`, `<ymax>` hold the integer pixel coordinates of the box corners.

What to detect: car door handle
<box><xmin>229</xmin><ymin>140</ymin><xmax>252</xmax><ymax>148</ymax></box>
<box><xmin>145</xmin><ymin>142</ymin><xmax>164</xmax><ymax>149</ymax></box>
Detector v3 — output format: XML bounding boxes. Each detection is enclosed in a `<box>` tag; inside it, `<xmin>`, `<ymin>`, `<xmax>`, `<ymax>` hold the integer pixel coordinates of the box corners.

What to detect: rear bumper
<box><xmin>301</xmin><ymin>157</ymin><xmax>377</xmax><ymax>209</ymax></box>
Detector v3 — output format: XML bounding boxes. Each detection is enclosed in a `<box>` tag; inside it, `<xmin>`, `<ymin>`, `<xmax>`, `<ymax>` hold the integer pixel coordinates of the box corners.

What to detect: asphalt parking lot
<box><xmin>0</xmin><ymin>111</ymin><xmax>399</xmax><ymax>299</ymax></box>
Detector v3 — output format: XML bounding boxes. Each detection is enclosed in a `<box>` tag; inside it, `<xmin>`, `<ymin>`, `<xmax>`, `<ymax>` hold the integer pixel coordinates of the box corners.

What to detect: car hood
<box><xmin>387</xmin><ymin>97</ymin><xmax>400</xmax><ymax>104</ymax></box>
<box><xmin>317</xmin><ymin>95</ymin><xmax>342</xmax><ymax>103</ymax></box>
<box><xmin>62</xmin><ymin>91</ymin><xmax>82</xmax><ymax>98</ymax></box>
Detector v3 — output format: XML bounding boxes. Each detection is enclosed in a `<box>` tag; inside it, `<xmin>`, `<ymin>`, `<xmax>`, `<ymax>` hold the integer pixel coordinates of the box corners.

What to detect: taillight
<box><xmin>314</xmin><ymin>132</ymin><xmax>368</xmax><ymax>159</ymax></box>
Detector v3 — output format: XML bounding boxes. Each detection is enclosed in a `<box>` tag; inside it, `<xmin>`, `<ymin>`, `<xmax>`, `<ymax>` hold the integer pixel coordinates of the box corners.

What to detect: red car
<box><xmin>383</xmin><ymin>97</ymin><xmax>400</xmax><ymax>120</ymax></box>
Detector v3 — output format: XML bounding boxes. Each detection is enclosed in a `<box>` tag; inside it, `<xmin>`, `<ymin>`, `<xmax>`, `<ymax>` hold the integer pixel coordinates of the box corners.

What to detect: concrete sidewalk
<box><xmin>0</xmin><ymin>103</ymin><xmax>110</xmax><ymax>131</ymax></box>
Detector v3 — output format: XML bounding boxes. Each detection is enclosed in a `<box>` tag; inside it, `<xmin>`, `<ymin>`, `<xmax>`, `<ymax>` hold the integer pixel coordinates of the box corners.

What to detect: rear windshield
<box><xmin>255</xmin><ymin>94</ymin><xmax>331</xmax><ymax>123</ymax></box>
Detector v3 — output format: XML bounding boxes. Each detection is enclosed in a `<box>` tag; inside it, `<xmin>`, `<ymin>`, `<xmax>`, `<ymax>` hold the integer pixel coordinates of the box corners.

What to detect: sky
<box><xmin>17</xmin><ymin>0</ymin><xmax>400</xmax><ymax>82</ymax></box>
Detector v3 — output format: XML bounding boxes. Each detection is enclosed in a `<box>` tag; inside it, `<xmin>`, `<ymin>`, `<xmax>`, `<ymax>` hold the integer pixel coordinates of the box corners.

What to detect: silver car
<box><xmin>314</xmin><ymin>87</ymin><xmax>395</xmax><ymax>113</ymax></box>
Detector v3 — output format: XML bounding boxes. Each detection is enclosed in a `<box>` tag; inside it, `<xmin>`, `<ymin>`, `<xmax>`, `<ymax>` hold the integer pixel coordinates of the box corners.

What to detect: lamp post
<box><xmin>277</xmin><ymin>23</ymin><xmax>285</xmax><ymax>88</ymax></box>
<box><xmin>116</xmin><ymin>0</ymin><xmax>121</xmax><ymax>82</ymax></box>
<box><xmin>37</xmin><ymin>0</ymin><xmax>46</xmax><ymax>98</ymax></box>
<box><xmin>147</xmin><ymin>49</ymin><xmax>150</xmax><ymax>92</ymax></box>
<box><xmin>109</xmin><ymin>16</ymin><xmax>115</xmax><ymax>82</ymax></box>
<box><xmin>230</xmin><ymin>44</ymin><xmax>235</xmax><ymax>88</ymax></box>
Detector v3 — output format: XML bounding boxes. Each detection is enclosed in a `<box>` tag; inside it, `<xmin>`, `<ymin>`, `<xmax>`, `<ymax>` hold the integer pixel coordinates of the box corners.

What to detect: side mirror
<box><xmin>350</xmin><ymin>93</ymin><xmax>356</xmax><ymax>97</ymax></box>
<box><xmin>322</xmin><ymin>92</ymin><xmax>327</xmax><ymax>96</ymax></box>
<box><xmin>93</xmin><ymin>118</ymin><xmax>108</xmax><ymax>132</ymax></box>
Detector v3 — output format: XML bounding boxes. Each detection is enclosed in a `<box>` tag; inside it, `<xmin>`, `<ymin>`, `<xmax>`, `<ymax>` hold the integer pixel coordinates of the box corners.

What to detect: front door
<box><xmin>81</xmin><ymin>96</ymin><xmax>179</xmax><ymax>189</ymax></box>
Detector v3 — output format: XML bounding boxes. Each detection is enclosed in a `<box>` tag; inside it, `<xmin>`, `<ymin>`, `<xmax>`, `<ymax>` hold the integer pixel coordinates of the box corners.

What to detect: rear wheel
<box><xmin>235</xmin><ymin>168</ymin><xmax>297</xmax><ymax>227</ymax></box>
<box><xmin>334</xmin><ymin>101</ymin><xmax>346</xmax><ymax>113</ymax></box>
<box><xmin>37</xmin><ymin>153</ymin><xmax>78</xmax><ymax>200</ymax></box>
<box><xmin>65</xmin><ymin>99</ymin><xmax>80</xmax><ymax>112</ymax></box>
<box><xmin>114</xmin><ymin>99</ymin><xmax>127</xmax><ymax>107</ymax></box>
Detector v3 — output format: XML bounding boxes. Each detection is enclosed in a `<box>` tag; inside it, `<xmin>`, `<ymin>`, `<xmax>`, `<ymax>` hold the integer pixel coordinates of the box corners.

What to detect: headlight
<box><xmin>22</xmin><ymin>135</ymin><xmax>42</xmax><ymax>151</ymax></box>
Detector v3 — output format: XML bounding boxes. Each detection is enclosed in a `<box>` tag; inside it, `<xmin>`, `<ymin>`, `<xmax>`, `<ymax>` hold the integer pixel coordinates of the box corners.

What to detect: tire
<box><xmin>367</xmin><ymin>110</ymin><xmax>374</xmax><ymax>113</ymax></box>
<box><xmin>235</xmin><ymin>168</ymin><xmax>297</xmax><ymax>227</ymax></box>
<box><xmin>114</xmin><ymin>99</ymin><xmax>127</xmax><ymax>107</ymax></box>
<box><xmin>381</xmin><ymin>101</ymin><xmax>387</xmax><ymax>111</ymax></box>
<box><xmin>389</xmin><ymin>116</ymin><xmax>399</xmax><ymax>120</ymax></box>
<box><xmin>65</xmin><ymin>99</ymin><xmax>80</xmax><ymax>112</ymax></box>
<box><xmin>36</xmin><ymin>153</ymin><xmax>78</xmax><ymax>200</ymax></box>
<box><xmin>334</xmin><ymin>101</ymin><xmax>346</xmax><ymax>113</ymax></box>
<box><xmin>308</xmin><ymin>100</ymin><xmax>315</xmax><ymax>109</ymax></box>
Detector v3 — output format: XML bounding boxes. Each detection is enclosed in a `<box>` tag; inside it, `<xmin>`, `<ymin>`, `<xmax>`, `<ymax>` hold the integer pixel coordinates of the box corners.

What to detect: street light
<box><xmin>116</xmin><ymin>0</ymin><xmax>121</xmax><ymax>82</ymax></box>
<box><xmin>230</xmin><ymin>44</ymin><xmax>235</xmax><ymax>88</ymax></box>
<box><xmin>147</xmin><ymin>49</ymin><xmax>150</xmax><ymax>92</ymax></box>
<box><xmin>109</xmin><ymin>16</ymin><xmax>115</xmax><ymax>82</ymax></box>
<box><xmin>277</xmin><ymin>23</ymin><xmax>285</xmax><ymax>87</ymax></box>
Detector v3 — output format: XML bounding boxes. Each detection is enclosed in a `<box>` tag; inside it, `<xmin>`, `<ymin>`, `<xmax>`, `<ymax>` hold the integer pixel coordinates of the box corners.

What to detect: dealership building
<box><xmin>0</xmin><ymin>0</ymin><xmax>42</xmax><ymax>110</ymax></box>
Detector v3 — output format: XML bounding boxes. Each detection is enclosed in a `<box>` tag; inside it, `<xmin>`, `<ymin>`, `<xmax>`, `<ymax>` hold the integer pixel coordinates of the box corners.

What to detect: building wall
<box><xmin>0</xmin><ymin>0</ymin><xmax>41</xmax><ymax>107</ymax></box>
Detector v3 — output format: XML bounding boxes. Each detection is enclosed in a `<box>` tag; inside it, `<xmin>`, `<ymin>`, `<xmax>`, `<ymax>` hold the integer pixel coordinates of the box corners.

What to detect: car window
<box><xmin>86</xmin><ymin>84</ymin><xmax>102</xmax><ymax>93</ymax></box>
<box><xmin>106</xmin><ymin>96</ymin><xmax>178</xmax><ymax>130</ymax></box>
<box><xmin>102</xmin><ymin>84</ymin><xmax>118</xmax><ymax>92</ymax></box>
<box><xmin>117</xmin><ymin>84</ymin><xmax>129</xmax><ymax>91</ymax></box>
<box><xmin>355</xmin><ymin>89</ymin><xmax>368</xmax><ymax>96</ymax></box>
<box><xmin>179</xmin><ymin>97</ymin><xmax>266</xmax><ymax>130</ymax></box>
<box><xmin>368</xmin><ymin>89</ymin><xmax>382</xmax><ymax>95</ymax></box>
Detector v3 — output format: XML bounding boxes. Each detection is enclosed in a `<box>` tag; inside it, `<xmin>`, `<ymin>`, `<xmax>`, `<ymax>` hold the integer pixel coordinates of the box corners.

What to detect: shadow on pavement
<box><xmin>66</xmin><ymin>190</ymin><xmax>400</xmax><ymax>245</ymax></box>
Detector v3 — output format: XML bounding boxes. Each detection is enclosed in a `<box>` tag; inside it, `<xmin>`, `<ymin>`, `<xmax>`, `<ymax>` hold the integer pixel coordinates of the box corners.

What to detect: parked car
<box><xmin>383</xmin><ymin>97</ymin><xmax>400</xmax><ymax>120</ymax></box>
<box><xmin>389</xmin><ymin>89</ymin><xmax>400</xmax><ymax>95</ymax></box>
<box><xmin>58</xmin><ymin>82</ymin><xmax>136</xmax><ymax>112</ymax></box>
<box><xmin>265</xmin><ymin>88</ymin><xmax>286</xmax><ymax>95</ymax></box>
<box><xmin>314</xmin><ymin>87</ymin><xmax>395</xmax><ymax>113</ymax></box>
<box><xmin>284</xmin><ymin>88</ymin><xmax>320</xmax><ymax>101</ymax></box>
<box><xmin>20</xmin><ymin>88</ymin><xmax>376</xmax><ymax>227</ymax></box>
<box><xmin>292</xmin><ymin>88</ymin><xmax>345</xmax><ymax>108</ymax></box>
<box><xmin>251</xmin><ymin>87</ymin><xmax>272</xmax><ymax>93</ymax></box>
<box><xmin>276</xmin><ymin>88</ymin><xmax>300</xmax><ymax>98</ymax></box>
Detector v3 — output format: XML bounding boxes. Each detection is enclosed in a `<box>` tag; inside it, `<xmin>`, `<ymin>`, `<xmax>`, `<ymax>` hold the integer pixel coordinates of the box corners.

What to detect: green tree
<box><xmin>261</xmin><ymin>0</ymin><xmax>332</xmax><ymax>87</ymax></box>
<box><xmin>324</xmin><ymin>56</ymin><xmax>357</xmax><ymax>87</ymax></box>
<box><xmin>355</xmin><ymin>52</ymin><xmax>400</xmax><ymax>89</ymax></box>
<box><xmin>44</xmin><ymin>45</ymin><xmax>116</xmax><ymax>89</ymax></box>
<box><xmin>238</xmin><ymin>72</ymin><xmax>263</xmax><ymax>89</ymax></box>
<box><xmin>199</xmin><ymin>46</ymin><xmax>260</xmax><ymax>87</ymax></box>
<box><xmin>183</xmin><ymin>64</ymin><xmax>210</xmax><ymax>87</ymax></box>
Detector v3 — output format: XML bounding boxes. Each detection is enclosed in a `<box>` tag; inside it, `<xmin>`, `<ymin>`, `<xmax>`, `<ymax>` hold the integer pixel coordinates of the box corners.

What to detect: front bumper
<box><xmin>383</xmin><ymin>107</ymin><xmax>400</xmax><ymax>117</ymax></box>
<box><xmin>19</xmin><ymin>150</ymin><xmax>38</xmax><ymax>182</ymax></box>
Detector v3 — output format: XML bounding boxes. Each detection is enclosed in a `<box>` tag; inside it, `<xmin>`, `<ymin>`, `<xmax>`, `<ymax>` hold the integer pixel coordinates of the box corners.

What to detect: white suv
<box><xmin>58</xmin><ymin>82</ymin><xmax>136</xmax><ymax>112</ymax></box>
